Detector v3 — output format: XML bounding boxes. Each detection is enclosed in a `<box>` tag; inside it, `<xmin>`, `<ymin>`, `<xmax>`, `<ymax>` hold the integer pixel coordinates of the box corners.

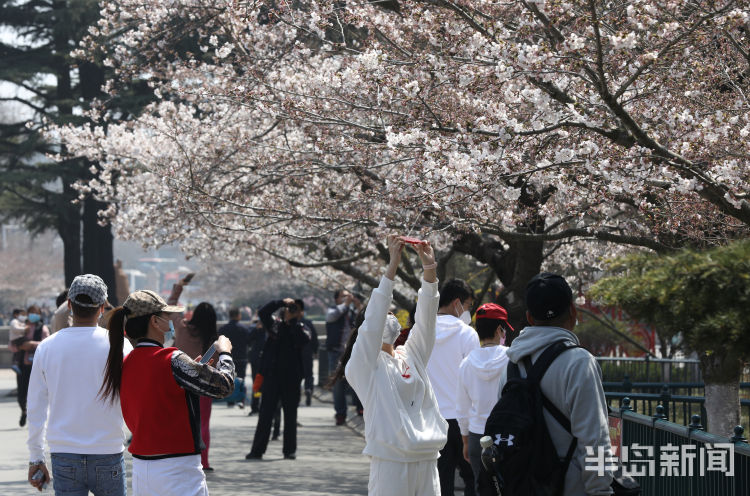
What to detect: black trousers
<box><xmin>250</xmin><ymin>379</ymin><xmax>300</xmax><ymax>456</ymax></box>
<box><xmin>301</xmin><ymin>343</ymin><xmax>314</xmax><ymax>392</ymax></box>
<box><xmin>17</xmin><ymin>363</ymin><xmax>32</xmax><ymax>412</ymax></box>
<box><xmin>438</xmin><ymin>418</ymin><xmax>477</xmax><ymax>496</ymax></box>
<box><xmin>235</xmin><ymin>360</ymin><xmax>247</xmax><ymax>380</ymax></box>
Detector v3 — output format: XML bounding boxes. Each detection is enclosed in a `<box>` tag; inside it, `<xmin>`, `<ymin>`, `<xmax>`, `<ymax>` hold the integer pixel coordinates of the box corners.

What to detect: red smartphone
<box><xmin>399</xmin><ymin>236</ymin><xmax>426</xmax><ymax>245</ymax></box>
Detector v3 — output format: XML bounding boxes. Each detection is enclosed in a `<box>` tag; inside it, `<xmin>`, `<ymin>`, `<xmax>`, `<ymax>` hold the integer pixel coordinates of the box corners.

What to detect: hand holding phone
<box><xmin>200</xmin><ymin>344</ymin><xmax>216</xmax><ymax>364</ymax></box>
<box><xmin>32</xmin><ymin>468</ymin><xmax>48</xmax><ymax>490</ymax></box>
<box><xmin>399</xmin><ymin>236</ymin><xmax>426</xmax><ymax>245</ymax></box>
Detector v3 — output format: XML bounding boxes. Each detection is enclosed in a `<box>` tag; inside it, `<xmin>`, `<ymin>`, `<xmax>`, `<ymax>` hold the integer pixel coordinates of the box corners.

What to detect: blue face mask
<box><xmin>27</xmin><ymin>313</ymin><xmax>41</xmax><ymax>324</ymax></box>
<box><xmin>157</xmin><ymin>316</ymin><xmax>175</xmax><ymax>343</ymax></box>
<box><xmin>165</xmin><ymin>319</ymin><xmax>176</xmax><ymax>343</ymax></box>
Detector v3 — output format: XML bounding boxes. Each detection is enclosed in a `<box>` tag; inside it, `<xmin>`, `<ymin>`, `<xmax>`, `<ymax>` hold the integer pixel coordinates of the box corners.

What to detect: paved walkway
<box><xmin>0</xmin><ymin>369</ymin><xmax>370</xmax><ymax>495</ymax></box>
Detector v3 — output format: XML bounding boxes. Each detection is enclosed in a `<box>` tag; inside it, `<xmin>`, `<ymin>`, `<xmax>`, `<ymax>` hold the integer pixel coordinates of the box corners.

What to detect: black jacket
<box><xmin>257</xmin><ymin>300</ymin><xmax>311</xmax><ymax>385</ymax></box>
<box><xmin>218</xmin><ymin>320</ymin><xmax>252</xmax><ymax>363</ymax></box>
<box><xmin>301</xmin><ymin>317</ymin><xmax>319</xmax><ymax>354</ymax></box>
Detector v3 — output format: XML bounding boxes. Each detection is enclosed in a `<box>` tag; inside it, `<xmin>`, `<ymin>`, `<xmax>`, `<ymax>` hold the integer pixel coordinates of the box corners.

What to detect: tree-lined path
<box><xmin>0</xmin><ymin>369</ymin><xmax>370</xmax><ymax>495</ymax></box>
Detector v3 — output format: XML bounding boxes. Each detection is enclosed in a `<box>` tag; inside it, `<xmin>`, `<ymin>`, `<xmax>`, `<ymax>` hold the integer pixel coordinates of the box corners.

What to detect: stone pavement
<box><xmin>0</xmin><ymin>369</ymin><xmax>371</xmax><ymax>495</ymax></box>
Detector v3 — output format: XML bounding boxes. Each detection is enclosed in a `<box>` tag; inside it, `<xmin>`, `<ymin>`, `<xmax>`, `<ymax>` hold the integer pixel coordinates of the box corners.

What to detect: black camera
<box><xmin>286</xmin><ymin>302</ymin><xmax>300</xmax><ymax>313</ymax></box>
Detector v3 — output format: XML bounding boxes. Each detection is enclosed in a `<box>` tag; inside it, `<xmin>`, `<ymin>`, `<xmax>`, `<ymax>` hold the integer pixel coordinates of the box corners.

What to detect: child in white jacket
<box><xmin>456</xmin><ymin>303</ymin><xmax>512</xmax><ymax>495</ymax></box>
<box><xmin>341</xmin><ymin>235</ymin><xmax>448</xmax><ymax>496</ymax></box>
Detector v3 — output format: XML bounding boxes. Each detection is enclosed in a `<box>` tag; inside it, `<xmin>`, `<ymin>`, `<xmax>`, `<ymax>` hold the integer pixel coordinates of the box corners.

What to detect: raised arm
<box><xmin>403</xmin><ymin>241</ymin><xmax>439</xmax><ymax>366</ymax></box>
<box><xmin>326</xmin><ymin>301</ymin><xmax>350</xmax><ymax>323</ymax></box>
<box><xmin>345</xmin><ymin>236</ymin><xmax>403</xmax><ymax>389</ymax></box>
<box><xmin>171</xmin><ymin>335</ymin><xmax>236</xmax><ymax>399</ymax></box>
<box><xmin>258</xmin><ymin>299</ymin><xmax>285</xmax><ymax>332</ymax></box>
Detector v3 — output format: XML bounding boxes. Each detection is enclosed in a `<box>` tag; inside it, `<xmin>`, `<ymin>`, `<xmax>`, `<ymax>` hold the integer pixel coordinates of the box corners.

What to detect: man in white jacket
<box><xmin>497</xmin><ymin>273</ymin><xmax>614</xmax><ymax>496</ymax></box>
<box><xmin>26</xmin><ymin>274</ymin><xmax>133</xmax><ymax>494</ymax></box>
<box><xmin>427</xmin><ymin>278</ymin><xmax>479</xmax><ymax>496</ymax></box>
<box><xmin>457</xmin><ymin>303</ymin><xmax>512</xmax><ymax>496</ymax></box>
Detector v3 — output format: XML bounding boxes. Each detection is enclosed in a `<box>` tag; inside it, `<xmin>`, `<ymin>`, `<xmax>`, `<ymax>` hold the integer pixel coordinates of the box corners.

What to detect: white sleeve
<box><xmin>26</xmin><ymin>346</ymin><xmax>48</xmax><ymax>462</ymax></box>
<box><xmin>402</xmin><ymin>278</ymin><xmax>439</xmax><ymax>367</ymax></box>
<box><xmin>345</xmin><ymin>276</ymin><xmax>393</xmax><ymax>392</ymax></box>
<box><xmin>456</xmin><ymin>360</ymin><xmax>472</xmax><ymax>436</ymax></box>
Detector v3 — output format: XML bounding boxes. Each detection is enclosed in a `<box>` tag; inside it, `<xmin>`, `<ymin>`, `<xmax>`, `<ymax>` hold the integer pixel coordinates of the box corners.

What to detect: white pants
<box><xmin>132</xmin><ymin>454</ymin><xmax>208</xmax><ymax>496</ymax></box>
<box><xmin>368</xmin><ymin>458</ymin><xmax>441</xmax><ymax>496</ymax></box>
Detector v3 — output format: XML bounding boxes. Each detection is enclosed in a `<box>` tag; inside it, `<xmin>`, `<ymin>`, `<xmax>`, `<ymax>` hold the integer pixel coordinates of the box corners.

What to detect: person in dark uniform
<box><xmin>296</xmin><ymin>299</ymin><xmax>319</xmax><ymax>406</ymax></box>
<box><xmin>245</xmin><ymin>298</ymin><xmax>310</xmax><ymax>460</ymax></box>
<box><xmin>218</xmin><ymin>308</ymin><xmax>252</xmax><ymax>408</ymax></box>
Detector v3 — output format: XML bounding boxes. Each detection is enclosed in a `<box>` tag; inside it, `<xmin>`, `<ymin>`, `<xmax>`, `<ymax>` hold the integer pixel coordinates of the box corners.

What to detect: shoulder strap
<box><xmin>526</xmin><ymin>340</ymin><xmax>580</xmax><ymax>434</ymax></box>
<box><xmin>526</xmin><ymin>340</ymin><xmax>578</xmax><ymax>382</ymax></box>
<box><xmin>507</xmin><ymin>361</ymin><xmax>522</xmax><ymax>380</ymax></box>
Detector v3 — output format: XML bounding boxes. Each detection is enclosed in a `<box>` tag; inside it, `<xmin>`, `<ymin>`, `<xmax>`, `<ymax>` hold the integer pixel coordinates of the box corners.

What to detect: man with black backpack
<box><xmin>486</xmin><ymin>273</ymin><xmax>614</xmax><ymax>495</ymax></box>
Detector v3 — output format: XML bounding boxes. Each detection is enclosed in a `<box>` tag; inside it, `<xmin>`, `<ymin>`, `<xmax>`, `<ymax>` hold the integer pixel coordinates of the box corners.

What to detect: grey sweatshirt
<box><xmin>497</xmin><ymin>326</ymin><xmax>614</xmax><ymax>496</ymax></box>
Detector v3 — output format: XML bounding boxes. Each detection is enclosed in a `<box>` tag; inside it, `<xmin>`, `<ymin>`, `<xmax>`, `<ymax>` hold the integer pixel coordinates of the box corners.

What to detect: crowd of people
<box><xmin>12</xmin><ymin>235</ymin><xmax>615</xmax><ymax>496</ymax></box>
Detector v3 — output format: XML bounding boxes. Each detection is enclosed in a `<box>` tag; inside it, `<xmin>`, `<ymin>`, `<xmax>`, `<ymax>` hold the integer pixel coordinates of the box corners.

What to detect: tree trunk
<box><xmin>450</xmin><ymin>232</ymin><xmax>545</xmax><ymax>336</ymax></box>
<box><xmin>700</xmin><ymin>351</ymin><xmax>742</xmax><ymax>436</ymax></box>
<box><xmin>82</xmin><ymin>197</ymin><xmax>117</xmax><ymax>303</ymax></box>
<box><xmin>57</xmin><ymin>180</ymin><xmax>82</xmax><ymax>286</ymax></box>
<box><xmin>498</xmin><ymin>238</ymin><xmax>545</xmax><ymax>340</ymax></box>
<box><xmin>59</xmin><ymin>219</ymin><xmax>81</xmax><ymax>287</ymax></box>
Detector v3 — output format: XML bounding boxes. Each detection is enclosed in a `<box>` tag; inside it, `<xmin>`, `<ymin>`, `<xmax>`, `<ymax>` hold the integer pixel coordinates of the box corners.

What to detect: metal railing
<box><xmin>597</xmin><ymin>356</ymin><xmax>703</xmax><ymax>383</ymax></box>
<box><xmin>596</xmin><ymin>356</ymin><xmax>750</xmax><ymax>384</ymax></box>
<box><xmin>610</xmin><ymin>399</ymin><xmax>750</xmax><ymax>495</ymax></box>
<box><xmin>606</xmin><ymin>391</ymin><xmax>750</xmax><ymax>431</ymax></box>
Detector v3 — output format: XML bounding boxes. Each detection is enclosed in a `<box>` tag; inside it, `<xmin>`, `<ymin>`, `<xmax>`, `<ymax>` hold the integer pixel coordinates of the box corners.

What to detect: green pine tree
<box><xmin>0</xmin><ymin>0</ymin><xmax>151</xmax><ymax>296</ymax></box>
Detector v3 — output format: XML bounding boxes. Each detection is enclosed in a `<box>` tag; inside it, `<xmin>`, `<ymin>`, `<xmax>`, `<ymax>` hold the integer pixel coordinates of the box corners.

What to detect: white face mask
<box><xmin>18</xmin><ymin>315</ymin><xmax>27</xmax><ymax>323</ymax></box>
<box><xmin>383</xmin><ymin>314</ymin><xmax>402</xmax><ymax>344</ymax></box>
<box><xmin>456</xmin><ymin>301</ymin><xmax>472</xmax><ymax>325</ymax></box>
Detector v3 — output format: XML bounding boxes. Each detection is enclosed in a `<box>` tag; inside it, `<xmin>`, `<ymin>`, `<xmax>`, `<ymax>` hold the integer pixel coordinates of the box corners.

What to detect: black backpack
<box><xmin>483</xmin><ymin>340</ymin><xmax>579</xmax><ymax>496</ymax></box>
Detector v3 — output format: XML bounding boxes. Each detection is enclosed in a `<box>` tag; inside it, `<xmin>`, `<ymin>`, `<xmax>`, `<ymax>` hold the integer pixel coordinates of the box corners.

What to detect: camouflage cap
<box><xmin>69</xmin><ymin>274</ymin><xmax>108</xmax><ymax>308</ymax></box>
<box><xmin>123</xmin><ymin>290</ymin><xmax>184</xmax><ymax>318</ymax></box>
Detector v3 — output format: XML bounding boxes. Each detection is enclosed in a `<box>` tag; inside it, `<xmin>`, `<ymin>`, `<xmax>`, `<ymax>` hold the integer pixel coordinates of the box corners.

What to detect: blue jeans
<box><xmin>50</xmin><ymin>452</ymin><xmax>126</xmax><ymax>496</ymax></box>
<box><xmin>328</xmin><ymin>350</ymin><xmax>361</xmax><ymax>416</ymax></box>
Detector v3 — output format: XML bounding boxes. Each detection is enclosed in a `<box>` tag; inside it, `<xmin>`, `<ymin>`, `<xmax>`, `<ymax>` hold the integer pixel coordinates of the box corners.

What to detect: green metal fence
<box><xmin>609</xmin><ymin>400</ymin><xmax>750</xmax><ymax>495</ymax></box>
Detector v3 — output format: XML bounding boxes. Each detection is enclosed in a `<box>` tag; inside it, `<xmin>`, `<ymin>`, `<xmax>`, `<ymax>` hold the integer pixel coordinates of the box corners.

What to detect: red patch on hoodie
<box><xmin>401</xmin><ymin>364</ymin><xmax>411</xmax><ymax>379</ymax></box>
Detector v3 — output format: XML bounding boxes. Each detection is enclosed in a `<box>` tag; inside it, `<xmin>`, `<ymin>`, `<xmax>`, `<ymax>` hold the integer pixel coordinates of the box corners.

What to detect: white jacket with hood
<box><xmin>497</xmin><ymin>326</ymin><xmax>614</xmax><ymax>496</ymax></box>
<box><xmin>426</xmin><ymin>314</ymin><xmax>479</xmax><ymax>419</ymax></box>
<box><xmin>457</xmin><ymin>345</ymin><xmax>509</xmax><ymax>436</ymax></box>
<box><xmin>345</xmin><ymin>276</ymin><xmax>448</xmax><ymax>462</ymax></box>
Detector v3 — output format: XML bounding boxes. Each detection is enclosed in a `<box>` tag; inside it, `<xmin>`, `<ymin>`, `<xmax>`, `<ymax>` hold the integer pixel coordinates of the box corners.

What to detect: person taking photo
<box><xmin>333</xmin><ymin>235</ymin><xmax>447</xmax><ymax>496</ymax></box>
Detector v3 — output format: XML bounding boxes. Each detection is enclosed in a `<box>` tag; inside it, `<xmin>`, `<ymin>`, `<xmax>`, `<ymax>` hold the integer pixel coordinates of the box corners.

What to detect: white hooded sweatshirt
<box><xmin>426</xmin><ymin>314</ymin><xmax>479</xmax><ymax>420</ymax></box>
<box><xmin>456</xmin><ymin>345</ymin><xmax>509</xmax><ymax>436</ymax></box>
<box><xmin>346</xmin><ymin>276</ymin><xmax>448</xmax><ymax>462</ymax></box>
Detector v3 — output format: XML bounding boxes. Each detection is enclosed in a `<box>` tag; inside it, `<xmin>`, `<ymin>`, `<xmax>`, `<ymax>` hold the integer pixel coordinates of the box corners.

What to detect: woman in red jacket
<box><xmin>100</xmin><ymin>290</ymin><xmax>234</xmax><ymax>496</ymax></box>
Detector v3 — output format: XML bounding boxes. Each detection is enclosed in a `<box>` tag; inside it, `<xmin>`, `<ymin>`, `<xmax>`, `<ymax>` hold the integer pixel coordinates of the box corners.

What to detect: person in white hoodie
<box><xmin>427</xmin><ymin>278</ymin><xmax>479</xmax><ymax>496</ymax></box>
<box><xmin>336</xmin><ymin>235</ymin><xmax>448</xmax><ymax>496</ymax></box>
<box><xmin>456</xmin><ymin>303</ymin><xmax>512</xmax><ymax>496</ymax></box>
<box><xmin>497</xmin><ymin>273</ymin><xmax>614</xmax><ymax>496</ymax></box>
<box><xmin>26</xmin><ymin>274</ymin><xmax>133</xmax><ymax>494</ymax></box>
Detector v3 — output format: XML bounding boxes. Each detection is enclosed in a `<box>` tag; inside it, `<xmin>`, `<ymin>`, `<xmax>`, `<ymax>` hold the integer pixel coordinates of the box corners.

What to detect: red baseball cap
<box><xmin>475</xmin><ymin>303</ymin><xmax>514</xmax><ymax>331</ymax></box>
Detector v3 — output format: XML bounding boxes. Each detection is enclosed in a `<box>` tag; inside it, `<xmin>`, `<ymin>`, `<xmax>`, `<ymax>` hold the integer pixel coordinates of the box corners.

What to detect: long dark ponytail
<box><xmin>187</xmin><ymin>302</ymin><xmax>217</xmax><ymax>353</ymax></box>
<box><xmin>99</xmin><ymin>307</ymin><xmax>152</xmax><ymax>403</ymax></box>
<box><xmin>327</xmin><ymin>305</ymin><xmax>366</xmax><ymax>387</ymax></box>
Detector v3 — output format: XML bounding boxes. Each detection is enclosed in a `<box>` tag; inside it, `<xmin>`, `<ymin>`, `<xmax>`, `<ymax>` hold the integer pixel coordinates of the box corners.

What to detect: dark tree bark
<box><xmin>82</xmin><ymin>196</ymin><xmax>117</xmax><ymax>303</ymax></box>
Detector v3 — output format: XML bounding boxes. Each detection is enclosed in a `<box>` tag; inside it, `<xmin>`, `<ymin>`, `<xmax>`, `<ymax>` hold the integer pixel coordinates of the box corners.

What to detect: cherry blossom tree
<box><xmin>56</xmin><ymin>0</ymin><xmax>750</xmax><ymax>324</ymax></box>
